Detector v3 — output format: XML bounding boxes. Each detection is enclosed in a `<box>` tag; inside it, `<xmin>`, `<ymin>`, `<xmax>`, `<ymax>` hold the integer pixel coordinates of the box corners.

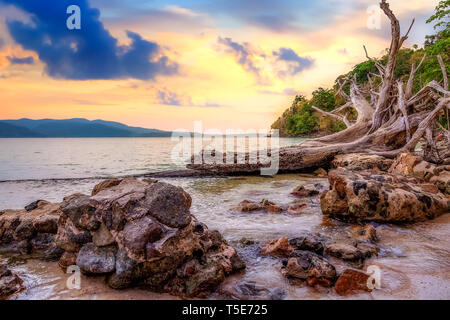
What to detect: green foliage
<box><xmin>286</xmin><ymin>103</ymin><xmax>319</xmax><ymax>135</ymax></box>
<box><xmin>326</xmin><ymin>119</ymin><xmax>347</xmax><ymax>133</ymax></box>
<box><xmin>310</xmin><ymin>88</ymin><xmax>336</xmax><ymax>111</ymax></box>
<box><xmin>351</xmin><ymin>60</ymin><xmax>377</xmax><ymax>84</ymax></box>
<box><xmin>426</xmin><ymin>0</ymin><xmax>450</xmax><ymax>31</ymax></box>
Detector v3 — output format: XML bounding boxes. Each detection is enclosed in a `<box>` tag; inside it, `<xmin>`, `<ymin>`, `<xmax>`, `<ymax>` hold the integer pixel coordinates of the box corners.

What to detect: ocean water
<box><xmin>1</xmin><ymin>137</ymin><xmax>449</xmax><ymax>300</ymax></box>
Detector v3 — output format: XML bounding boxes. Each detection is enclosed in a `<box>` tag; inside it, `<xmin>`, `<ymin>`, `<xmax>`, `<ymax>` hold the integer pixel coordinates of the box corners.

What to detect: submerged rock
<box><xmin>324</xmin><ymin>241</ymin><xmax>378</xmax><ymax>269</ymax></box>
<box><xmin>233</xmin><ymin>199</ymin><xmax>284</xmax><ymax>214</ymax></box>
<box><xmin>0</xmin><ymin>265</ymin><xmax>24</xmax><ymax>300</ymax></box>
<box><xmin>283</xmin><ymin>250</ymin><xmax>336</xmax><ymax>287</ymax></box>
<box><xmin>320</xmin><ymin>168</ymin><xmax>448</xmax><ymax>223</ymax></box>
<box><xmin>334</xmin><ymin>269</ymin><xmax>371</xmax><ymax>296</ymax></box>
<box><xmin>261</xmin><ymin>237</ymin><xmax>295</xmax><ymax>257</ymax></box>
<box><xmin>291</xmin><ymin>184</ymin><xmax>321</xmax><ymax>198</ymax></box>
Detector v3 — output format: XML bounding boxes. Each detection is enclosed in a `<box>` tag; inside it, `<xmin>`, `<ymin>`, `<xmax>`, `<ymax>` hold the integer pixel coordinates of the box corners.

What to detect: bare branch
<box><xmin>397</xmin><ymin>81</ymin><xmax>411</xmax><ymax>141</ymax></box>
<box><xmin>405</xmin><ymin>53</ymin><xmax>426</xmax><ymax>99</ymax></box>
<box><xmin>312</xmin><ymin>106</ymin><xmax>348</xmax><ymax>124</ymax></box>
<box><xmin>400</xmin><ymin>19</ymin><xmax>415</xmax><ymax>47</ymax></box>
<box><xmin>437</xmin><ymin>54</ymin><xmax>449</xmax><ymax>92</ymax></box>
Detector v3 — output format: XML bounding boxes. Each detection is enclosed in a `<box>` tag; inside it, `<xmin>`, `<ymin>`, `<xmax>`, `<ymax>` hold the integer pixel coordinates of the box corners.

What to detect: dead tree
<box><xmin>187</xmin><ymin>0</ymin><xmax>450</xmax><ymax>175</ymax></box>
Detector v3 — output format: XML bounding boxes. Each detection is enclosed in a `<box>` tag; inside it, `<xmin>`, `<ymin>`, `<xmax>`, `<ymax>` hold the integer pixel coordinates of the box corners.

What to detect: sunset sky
<box><xmin>0</xmin><ymin>0</ymin><xmax>438</xmax><ymax>131</ymax></box>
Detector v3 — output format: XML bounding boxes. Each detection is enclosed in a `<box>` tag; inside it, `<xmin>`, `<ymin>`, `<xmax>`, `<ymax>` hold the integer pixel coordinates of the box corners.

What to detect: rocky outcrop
<box><xmin>55</xmin><ymin>178</ymin><xmax>245</xmax><ymax>297</ymax></box>
<box><xmin>320</xmin><ymin>168</ymin><xmax>449</xmax><ymax>223</ymax></box>
<box><xmin>0</xmin><ymin>265</ymin><xmax>24</xmax><ymax>300</ymax></box>
<box><xmin>331</xmin><ymin>154</ymin><xmax>394</xmax><ymax>171</ymax></box>
<box><xmin>0</xmin><ymin>201</ymin><xmax>63</xmax><ymax>260</ymax></box>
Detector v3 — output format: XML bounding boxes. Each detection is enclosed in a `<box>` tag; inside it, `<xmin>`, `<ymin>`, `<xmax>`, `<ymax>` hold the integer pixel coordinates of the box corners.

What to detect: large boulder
<box><xmin>320</xmin><ymin>168</ymin><xmax>449</xmax><ymax>223</ymax></box>
<box><xmin>55</xmin><ymin>177</ymin><xmax>245</xmax><ymax>297</ymax></box>
<box><xmin>332</xmin><ymin>154</ymin><xmax>394</xmax><ymax>172</ymax></box>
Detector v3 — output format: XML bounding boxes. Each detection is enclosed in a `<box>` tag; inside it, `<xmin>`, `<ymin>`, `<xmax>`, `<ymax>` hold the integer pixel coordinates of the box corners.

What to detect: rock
<box><xmin>261</xmin><ymin>237</ymin><xmax>295</xmax><ymax>257</ymax></box>
<box><xmin>321</xmin><ymin>168</ymin><xmax>448</xmax><ymax>223</ymax></box>
<box><xmin>430</xmin><ymin>170</ymin><xmax>450</xmax><ymax>195</ymax></box>
<box><xmin>287</xmin><ymin>203</ymin><xmax>307</xmax><ymax>215</ymax></box>
<box><xmin>350</xmin><ymin>225</ymin><xmax>378</xmax><ymax>242</ymax></box>
<box><xmin>239</xmin><ymin>237</ymin><xmax>255</xmax><ymax>246</ymax></box>
<box><xmin>0</xmin><ymin>202</ymin><xmax>62</xmax><ymax>258</ymax></box>
<box><xmin>289</xmin><ymin>234</ymin><xmax>326</xmax><ymax>255</ymax></box>
<box><xmin>0</xmin><ymin>265</ymin><xmax>24</xmax><ymax>300</ymax></box>
<box><xmin>314</xmin><ymin>168</ymin><xmax>328</xmax><ymax>177</ymax></box>
<box><xmin>291</xmin><ymin>184</ymin><xmax>320</xmax><ymax>197</ymax></box>
<box><xmin>30</xmin><ymin>233</ymin><xmax>64</xmax><ymax>261</ymax></box>
<box><xmin>332</xmin><ymin>154</ymin><xmax>394</xmax><ymax>171</ymax></box>
<box><xmin>91</xmin><ymin>223</ymin><xmax>115</xmax><ymax>247</ymax></box>
<box><xmin>55</xmin><ymin>218</ymin><xmax>92</xmax><ymax>252</ymax></box>
<box><xmin>33</xmin><ymin>215</ymin><xmax>58</xmax><ymax>234</ymax></box>
<box><xmin>91</xmin><ymin>178</ymin><xmax>122</xmax><ymax>196</ymax></box>
<box><xmin>118</xmin><ymin>217</ymin><xmax>163</xmax><ymax>259</ymax></box>
<box><xmin>283</xmin><ymin>250</ymin><xmax>336</xmax><ymax>286</ymax></box>
<box><xmin>60</xmin><ymin>194</ymin><xmax>100</xmax><ymax>231</ymax></box>
<box><xmin>233</xmin><ymin>200</ymin><xmax>264</xmax><ymax>212</ymax></box>
<box><xmin>334</xmin><ymin>269</ymin><xmax>371</xmax><ymax>296</ymax></box>
<box><xmin>267</xmin><ymin>204</ymin><xmax>282</xmax><ymax>213</ymax></box>
<box><xmin>76</xmin><ymin>243</ymin><xmax>116</xmax><ymax>275</ymax></box>
<box><xmin>388</xmin><ymin>152</ymin><xmax>436</xmax><ymax>181</ymax></box>
<box><xmin>324</xmin><ymin>241</ymin><xmax>378</xmax><ymax>268</ymax></box>
<box><xmin>25</xmin><ymin>200</ymin><xmax>50</xmax><ymax>212</ymax></box>
<box><xmin>233</xmin><ymin>199</ymin><xmax>284</xmax><ymax>214</ymax></box>
<box><xmin>58</xmin><ymin>251</ymin><xmax>78</xmax><ymax>272</ymax></box>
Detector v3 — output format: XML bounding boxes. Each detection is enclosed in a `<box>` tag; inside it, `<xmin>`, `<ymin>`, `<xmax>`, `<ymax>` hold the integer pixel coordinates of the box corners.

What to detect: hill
<box><xmin>0</xmin><ymin>118</ymin><xmax>173</xmax><ymax>138</ymax></box>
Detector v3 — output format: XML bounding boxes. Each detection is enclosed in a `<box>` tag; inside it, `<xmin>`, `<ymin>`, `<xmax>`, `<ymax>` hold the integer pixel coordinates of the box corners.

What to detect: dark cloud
<box><xmin>218</xmin><ymin>37</ymin><xmax>260</xmax><ymax>76</ymax></box>
<box><xmin>273</xmin><ymin>48</ymin><xmax>314</xmax><ymax>76</ymax></box>
<box><xmin>0</xmin><ymin>0</ymin><xmax>178</xmax><ymax>80</ymax></box>
<box><xmin>7</xmin><ymin>55</ymin><xmax>34</xmax><ymax>65</ymax></box>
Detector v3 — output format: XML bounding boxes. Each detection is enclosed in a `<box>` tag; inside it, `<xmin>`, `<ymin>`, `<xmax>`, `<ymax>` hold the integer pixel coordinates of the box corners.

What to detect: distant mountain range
<box><xmin>0</xmin><ymin>118</ymin><xmax>173</xmax><ymax>138</ymax></box>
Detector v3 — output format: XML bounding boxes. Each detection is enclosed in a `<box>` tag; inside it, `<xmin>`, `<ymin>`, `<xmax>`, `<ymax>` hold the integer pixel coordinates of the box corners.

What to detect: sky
<box><xmin>0</xmin><ymin>0</ymin><xmax>439</xmax><ymax>131</ymax></box>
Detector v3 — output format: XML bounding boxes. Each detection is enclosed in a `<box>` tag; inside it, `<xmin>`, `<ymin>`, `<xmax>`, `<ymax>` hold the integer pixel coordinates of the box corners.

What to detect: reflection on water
<box><xmin>2</xmin><ymin>174</ymin><xmax>449</xmax><ymax>300</ymax></box>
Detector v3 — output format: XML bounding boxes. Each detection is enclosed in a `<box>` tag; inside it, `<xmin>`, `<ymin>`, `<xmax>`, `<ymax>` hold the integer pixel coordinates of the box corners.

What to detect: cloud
<box><xmin>7</xmin><ymin>55</ymin><xmax>34</xmax><ymax>65</ymax></box>
<box><xmin>259</xmin><ymin>88</ymin><xmax>300</xmax><ymax>96</ymax></box>
<box><xmin>0</xmin><ymin>0</ymin><xmax>178</xmax><ymax>80</ymax></box>
<box><xmin>272</xmin><ymin>48</ymin><xmax>314</xmax><ymax>76</ymax></box>
<box><xmin>217</xmin><ymin>37</ymin><xmax>260</xmax><ymax>77</ymax></box>
<box><xmin>157</xmin><ymin>89</ymin><xmax>224</xmax><ymax>108</ymax></box>
<box><xmin>0</xmin><ymin>38</ymin><xmax>4</xmax><ymax>49</ymax></box>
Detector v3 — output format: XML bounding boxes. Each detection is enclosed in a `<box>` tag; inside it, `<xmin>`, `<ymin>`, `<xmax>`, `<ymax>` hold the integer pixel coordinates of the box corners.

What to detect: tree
<box><xmin>188</xmin><ymin>0</ymin><xmax>450</xmax><ymax>174</ymax></box>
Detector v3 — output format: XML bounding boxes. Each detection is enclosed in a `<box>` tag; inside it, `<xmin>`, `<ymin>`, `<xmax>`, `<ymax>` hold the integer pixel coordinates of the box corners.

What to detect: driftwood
<box><xmin>185</xmin><ymin>0</ymin><xmax>449</xmax><ymax>176</ymax></box>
